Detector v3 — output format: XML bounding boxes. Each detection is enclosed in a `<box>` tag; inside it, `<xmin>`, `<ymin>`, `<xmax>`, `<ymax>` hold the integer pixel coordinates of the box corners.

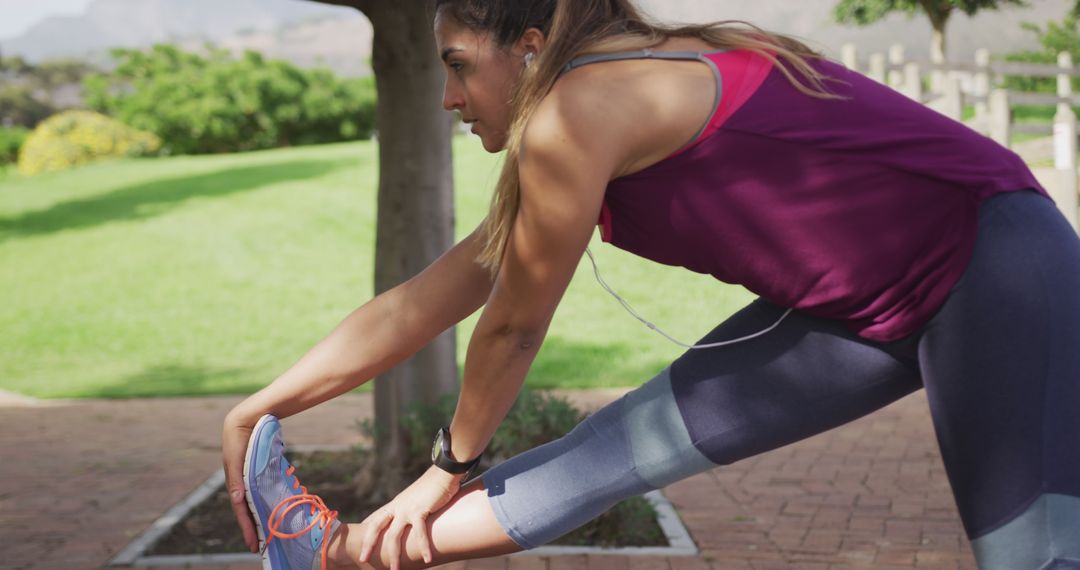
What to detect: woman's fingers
<box><xmin>387</xmin><ymin>515</ymin><xmax>434</xmax><ymax>568</ymax></box>
<box><xmin>412</xmin><ymin>515</ymin><xmax>434</xmax><ymax>564</ymax></box>
<box><xmin>222</xmin><ymin>423</ymin><xmax>258</xmax><ymax>553</ymax></box>
<box><xmin>359</xmin><ymin>508</ymin><xmax>393</xmax><ymax>563</ymax></box>
<box><xmin>227</xmin><ymin>483</ymin><xmax>258</xmax><ymax>553</ymax></box>
<box><xmin>383</xmin><ymin>516</ymin><xmax>408</xmax><ymax>570</ymax></box>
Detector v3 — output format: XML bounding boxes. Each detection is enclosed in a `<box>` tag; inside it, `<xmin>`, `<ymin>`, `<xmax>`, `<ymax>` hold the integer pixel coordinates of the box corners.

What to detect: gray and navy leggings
<box><xmin>481</xmin><ymin>189</ymin><xmax>1080</xmax><ymax>569</ymax></box>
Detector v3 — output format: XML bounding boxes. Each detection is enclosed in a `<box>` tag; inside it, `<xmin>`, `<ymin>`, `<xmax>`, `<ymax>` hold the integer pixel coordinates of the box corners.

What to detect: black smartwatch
<box><xmin>431</xmin><ymin>426</ymin><xmax>481</xmax><ymax>481</ymax></box>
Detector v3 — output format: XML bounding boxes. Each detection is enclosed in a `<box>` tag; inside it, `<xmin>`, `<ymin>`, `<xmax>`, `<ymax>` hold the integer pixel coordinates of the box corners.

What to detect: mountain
<box><xmin>0</xmin><ymin>0</ymin><xmax>369</xmax><ymax>75</ymax></box>
<box><xmin>175</xmin><ymin>16</ymin><xmax>374</xmax><ymax>78</ymax></box>
<box><xmin>0</xmin><ymin>0</ymin><xmax>1072</xmax><ymax>76</ymax></box>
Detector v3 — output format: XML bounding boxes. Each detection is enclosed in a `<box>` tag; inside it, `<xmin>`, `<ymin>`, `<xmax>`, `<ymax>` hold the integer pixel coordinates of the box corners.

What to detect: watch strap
<box><xmin>433</xmin><ymin>426</ymin><xmax>481</xmax><ymax>474</ymax></box>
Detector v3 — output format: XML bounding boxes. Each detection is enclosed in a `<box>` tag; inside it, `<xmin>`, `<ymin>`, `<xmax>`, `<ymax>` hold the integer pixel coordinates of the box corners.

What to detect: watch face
<box><xmin>431</xmin><ymin>429</ymin><xmax>444</xmax><ymax>464</ymax></box>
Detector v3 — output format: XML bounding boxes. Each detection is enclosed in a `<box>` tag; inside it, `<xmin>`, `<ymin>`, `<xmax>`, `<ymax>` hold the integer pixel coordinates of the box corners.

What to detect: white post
<box><xmin>1058</xmin><ymin>51</ymin><xmax>1073</xmax><ymax>102</ymax></box>
<box><xmin>941</xmin><ymin>72</ymin><xmax>963</xmax><ymax>121</ymax></box>
<box><xmin>1053</xmin><ymin>106</ymin><xmax>1079</xmax><ymax>231</ymax></box>
<box><xmin>1055</xmin><ymin>51</ymin><xmax>1079</xmax><ymax>230</ymax></box>
<box><xmin>930</xmin><ymin>36</ymin><xmax>946</xmax><ymax>95</ymax></box>
<box><xmin>989</xmin><ymin>89</ymin><xmax>1011</xmax><ymax>147</ymax></box>
<box><xmin>903</xmin><ymin>62</ymin><xmax>923</xmax><ymax>101</ymax></box>
<box><xmin>973</xmin><ymin>49</ymin><xmax>991</xmax><ymax>134</ymax></box>
<box><xmin>888</xmin><ymin>44</ymin><xmax>905</xmax><ymax>89</ymax></box>
<box><xmin>841</xmin><ymin>43</ymin><xmax>858</xmax><ymax>71</ymax></box>
<box><xmin>869</xmin><ymin>53</ymin><xmax>887</xmax><ymax>84</ymax></box>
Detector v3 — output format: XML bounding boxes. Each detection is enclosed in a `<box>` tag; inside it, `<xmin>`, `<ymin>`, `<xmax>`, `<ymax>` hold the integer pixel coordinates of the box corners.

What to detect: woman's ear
<box><xmin>517</xmin><ymin>26</ymin><xmax>547</xmax><ymax>58</ymax></box>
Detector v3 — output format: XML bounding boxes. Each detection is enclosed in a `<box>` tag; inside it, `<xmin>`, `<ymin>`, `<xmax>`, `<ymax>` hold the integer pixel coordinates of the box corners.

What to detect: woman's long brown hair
<box><xmin>435</xmin><ymin>0</ymin><xmax>845</xmax><ymax>275</ymax></box>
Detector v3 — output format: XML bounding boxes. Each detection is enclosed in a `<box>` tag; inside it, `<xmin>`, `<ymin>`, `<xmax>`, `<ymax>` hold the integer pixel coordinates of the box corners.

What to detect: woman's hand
<box><xmin>222</xmin><ymin>409</ymin><xmax>260</xmax><ymax>553</ymax></box>
<box><xmin>358</xmin><ymin>464</ymin><xmax>464</xmax><ymax>570</ymax></box>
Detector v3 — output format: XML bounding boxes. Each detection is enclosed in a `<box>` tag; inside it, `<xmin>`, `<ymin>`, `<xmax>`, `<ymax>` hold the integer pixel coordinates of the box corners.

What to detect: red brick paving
<box><xmin>0</xmin><ymin>389</ymin><xmax>976</xmax><ymax>569</ymax></box>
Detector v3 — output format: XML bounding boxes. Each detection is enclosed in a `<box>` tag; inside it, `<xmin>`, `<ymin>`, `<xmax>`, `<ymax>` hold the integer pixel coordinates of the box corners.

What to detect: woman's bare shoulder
<box><xmin>523</xmin><ymin>70</ymin><xmax>645</xmax><ymax>176</ymax></box>
<box><xmin>542</xmin><ymin>54</ymin><xmax>718</xmax><ymax>177</ymax></box>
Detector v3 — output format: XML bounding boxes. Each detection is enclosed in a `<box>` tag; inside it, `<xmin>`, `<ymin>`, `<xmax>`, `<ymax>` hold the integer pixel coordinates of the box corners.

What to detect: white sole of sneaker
<box><xmin>243</xmin><ymin>413</ymin><xmax>275</xmax><ymax>570</ymax></box>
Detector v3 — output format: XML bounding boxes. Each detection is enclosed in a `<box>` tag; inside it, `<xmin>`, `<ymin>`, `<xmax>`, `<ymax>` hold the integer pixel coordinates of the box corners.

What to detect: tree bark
<box><xmin>918</xmin><ymin>0</ymin><xmax>951</xmax><ymax>60</ymax></box>
<box><xmin>307</xmin><ymin>1</ymin><xmax>459</xmax><ymax>499</ymax></box>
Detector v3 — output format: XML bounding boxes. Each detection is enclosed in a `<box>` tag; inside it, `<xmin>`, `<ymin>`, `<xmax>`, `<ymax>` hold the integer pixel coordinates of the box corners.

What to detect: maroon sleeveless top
<box><xmin>563</xmin><ymin>48</ymin><xmax>1049</xmax><ymax>342</ymax></box>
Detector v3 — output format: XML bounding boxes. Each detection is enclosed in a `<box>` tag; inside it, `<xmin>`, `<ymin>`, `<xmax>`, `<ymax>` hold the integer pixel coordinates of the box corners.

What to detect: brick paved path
<box><xmin>0</xmin><ymin>389</ymin><xmax>976</xmax><ymax>570</ymax></box>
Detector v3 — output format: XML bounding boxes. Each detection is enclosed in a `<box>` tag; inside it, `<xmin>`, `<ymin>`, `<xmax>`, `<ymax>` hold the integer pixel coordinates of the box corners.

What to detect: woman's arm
<box><xmin>357</xmin><ymin>77</ymin><xmax>637</xmax><ymax>568</ymax></box>
<box><xmin>444</xmin><ymin>155</ymin><xmax>606</xmax><ymax>464</ymax></box>
<box><xmin>444</xmin><ymin>90</ymin><xmax>633</xmax><ymax>468</ymax></box>
<box><xmin>223</xmin><ymin>223</ymin><xmax>493</xmax><ymax>553</ymax></box>
<box><xmin>225</xmin><ymin>223</ymin><xmax>494</xmax><ymax>426</ymax></box>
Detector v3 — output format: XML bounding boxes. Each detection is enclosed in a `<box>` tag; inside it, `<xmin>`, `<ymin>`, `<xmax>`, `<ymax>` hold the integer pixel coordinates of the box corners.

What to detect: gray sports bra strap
<box><xmin>559</xmin><ymin>48</ymin><xmax>729</xmax><ymax>153</ymax></box>
<box><xmin>560</xmin><ymin>48</ymin><xmax>728</xmax><ymax>75</ymax></box>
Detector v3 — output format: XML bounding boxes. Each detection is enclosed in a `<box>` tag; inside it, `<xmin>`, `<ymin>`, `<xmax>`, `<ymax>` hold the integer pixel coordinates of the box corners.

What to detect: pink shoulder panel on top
<box><xmin>667</xmin><ymin>49</ymin><xmax>775</xmax><ymax>159</ymax></box>
<box><xmin>599</xmin><ymin>200</ymin><xmax>613</xmax><ymax>242</ymax></box>
<box><xmin>598</xmin><ymin>50</ymin><xmax>775</xmax><ymax>242</ymax></box>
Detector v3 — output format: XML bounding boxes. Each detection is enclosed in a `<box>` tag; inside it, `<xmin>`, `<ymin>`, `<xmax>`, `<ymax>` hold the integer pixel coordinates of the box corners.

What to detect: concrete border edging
<box><xmin>109</xmin><ymin>446</ymin><xmax>698</xmax><ymax>567</ymax></box>
<box><xmin>511</xmin><ymin>489</ymin><xmax>698</xmax><ymax>557</ymax></box>
<box><xmin>108</xmin><ymin>469</ymin><xmax>227</xmax><ymax>566</ymax></box>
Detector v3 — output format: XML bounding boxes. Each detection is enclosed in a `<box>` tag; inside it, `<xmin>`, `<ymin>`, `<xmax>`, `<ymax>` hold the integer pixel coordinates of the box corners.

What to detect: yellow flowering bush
<box><xmin>17</xmin><ymin>110</ymin><xmax>160</xmax><ymax>176</ymax></box>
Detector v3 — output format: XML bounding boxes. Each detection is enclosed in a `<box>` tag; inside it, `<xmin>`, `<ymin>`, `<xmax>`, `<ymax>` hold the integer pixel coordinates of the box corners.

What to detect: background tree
<box><xmin>83</xmin><ymin>44</ymin><xmax>376</xmax><ymax>154</ymax></box>
<box><xmin>1003</xmin><ymin>4</ymin><xmax>1080</xmax><ymax>96</ymax></box>
<box><xmin>0</xmin><ymin>55</ymin><xmax>95</xmax><ymax>128</ymax></box>
<box><xmin>305</xmin><ymin>0</ymin><xmax>460</xmax><ymax>501</ymax></box>
<box><xmin>834</xmin><ymin>0</ymin><xmax>1028</xmax><ymax>63</ymax></box>
<box><xmin>0</xmin><ymin>84</ymin><xmax>54</xmax><ymax>128</ymax></box>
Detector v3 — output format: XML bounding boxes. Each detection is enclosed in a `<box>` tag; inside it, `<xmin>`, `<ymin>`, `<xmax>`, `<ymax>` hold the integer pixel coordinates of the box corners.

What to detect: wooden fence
<box><xmin>838</xmin><ymin>43</ymin><xmax>1080</xmax><ymax>230</ymax></box>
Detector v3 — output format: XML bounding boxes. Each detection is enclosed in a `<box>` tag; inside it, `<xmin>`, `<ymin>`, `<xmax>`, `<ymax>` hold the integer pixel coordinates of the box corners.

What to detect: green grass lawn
<box><xmin>958</xmin><ymin>103</ymin><xmax>1050</xmax><ymax>146</ymax></box>
<box><xmin>0</xmin><ymin>137</ymin><xmax>754</xmax><ymax>399</ymax></box>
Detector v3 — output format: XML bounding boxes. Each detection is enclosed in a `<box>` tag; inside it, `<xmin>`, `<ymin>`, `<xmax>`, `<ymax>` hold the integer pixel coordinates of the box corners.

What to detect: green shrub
<box><xmin>1</xmin><ymin>57</ymin><xmax>97</xmax><ymax>129</ymax></box>
<box><xmin>356</xmin><ymin>387</ymin><xmax>664</xmax><ymax>547</ymax></box>
<box><xmin>1003</xmin><ymin>53</ymin><xmax>1055</xmax><ymax>94</ymax></box>
<box><xmin>0</xmin><ymin>126</ymin><xmax>28</xmax><ymax>167</ymax></box>
<box><xmin>0</xmin><ymin>84</ymin><xmax>55</xmax><ymax>128</ymax></box>
<box><xmin>1003</xmin><ymin>15</ymin><xmax>1080</xmax><ymax>94</ymax></box>
<box><xmin>357</xmin><ymin>388</ymin><xmax>587</xmax><ymax>480</ymax></box>
<box><xmin>17</xmin><ymin>110</ymin><xmax>160</xmax><ymax>176</ymax></box>
<box><xmin>486</xmin><ymin>389</ymin><xmax>586</xmax><ymax>462</ymax></box>
<box><xmin>84</xmin><ymin>44</ymin><xmax>376</xmax><ymax>155</ymax></box>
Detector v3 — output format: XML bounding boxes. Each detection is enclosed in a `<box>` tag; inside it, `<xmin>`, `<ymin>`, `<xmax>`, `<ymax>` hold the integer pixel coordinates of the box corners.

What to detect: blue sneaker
<box><xmin>244</xmin><ymin>414</ymin><xmax>341</xmax><ymax>570</ymax></box>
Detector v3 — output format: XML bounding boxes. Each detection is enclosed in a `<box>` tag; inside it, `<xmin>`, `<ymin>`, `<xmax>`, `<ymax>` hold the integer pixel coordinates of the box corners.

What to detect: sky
<box><xmin>0</xmin><ymin>0</ymin><xmax>94</xmax><ymax>40</ymax></box>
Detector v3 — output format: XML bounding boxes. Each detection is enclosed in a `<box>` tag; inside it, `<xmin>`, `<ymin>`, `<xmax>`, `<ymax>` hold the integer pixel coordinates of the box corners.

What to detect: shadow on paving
<box><xmin>0</xmin><ymin>158</ymin><xmax>353</xmax><ymax>242</ymax></box>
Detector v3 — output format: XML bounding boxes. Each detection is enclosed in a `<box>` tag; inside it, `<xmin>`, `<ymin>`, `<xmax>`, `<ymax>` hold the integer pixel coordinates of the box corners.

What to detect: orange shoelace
<box><xmin>265</xmin><ymin>465</ymin><xmax>340</xmax><ymax>570</ymax></box>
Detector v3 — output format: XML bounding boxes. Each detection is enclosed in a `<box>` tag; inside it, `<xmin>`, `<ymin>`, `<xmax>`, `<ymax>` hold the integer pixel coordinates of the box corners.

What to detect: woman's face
<box><xmin>434</xmin><ymin>11</ymin><xmax>524</xmax><ymax>152</ymax></box>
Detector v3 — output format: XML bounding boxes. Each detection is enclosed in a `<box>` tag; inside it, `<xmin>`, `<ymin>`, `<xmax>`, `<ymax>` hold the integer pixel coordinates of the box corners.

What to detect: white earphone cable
<box><xmin>584</xmin><ymin>247</ymin><xmax>792</xmax><ymax>349</ymax></box>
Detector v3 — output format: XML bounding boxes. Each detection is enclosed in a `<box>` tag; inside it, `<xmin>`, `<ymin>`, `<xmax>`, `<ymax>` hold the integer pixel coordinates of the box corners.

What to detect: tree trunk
<box><xmin>930</xmin><ymin>22</ymin><xmax>947</xmax><ymax>64</ymax></box>
<box><xmin>306</xmin><ymin>1</ymin><xmax>459</xmax><ymax>500</ymax></box>
<box><xmin>917</xmin><ymin>0</ymin><xmax>951</xmax><ymax>95</ymax></box>
<box><xmin>918</xmin><ymin>0</ymin><xmax>951</xmax><ymax>61</ymax></box>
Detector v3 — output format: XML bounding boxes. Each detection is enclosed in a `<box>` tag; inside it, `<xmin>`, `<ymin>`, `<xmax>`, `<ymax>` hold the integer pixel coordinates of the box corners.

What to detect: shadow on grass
<box><xmin>73</xmin><ymin>338</ymin><xmax>665</xmax><ymax>399</ymax></box>
<box><xmin>81</xmin><ymin>363</ymin><xmax>259</xmax><ymax>399</ymax></box>
<box><xmin>524</xmin><ymin>336</ymin><xmax>671</xmax><ymax>388</ymax></box>
<box><xmin>0</xmin><ymin>158</ymin><xmax>353</xmax><ymax>242</ymax></box>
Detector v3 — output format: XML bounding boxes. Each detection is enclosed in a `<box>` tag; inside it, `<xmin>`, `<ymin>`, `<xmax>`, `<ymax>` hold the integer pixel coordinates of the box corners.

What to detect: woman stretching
<box><xmin>221</xmin><ymin>1</ymin><xmax>1080</xmax><ymax>568</ymax></box>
